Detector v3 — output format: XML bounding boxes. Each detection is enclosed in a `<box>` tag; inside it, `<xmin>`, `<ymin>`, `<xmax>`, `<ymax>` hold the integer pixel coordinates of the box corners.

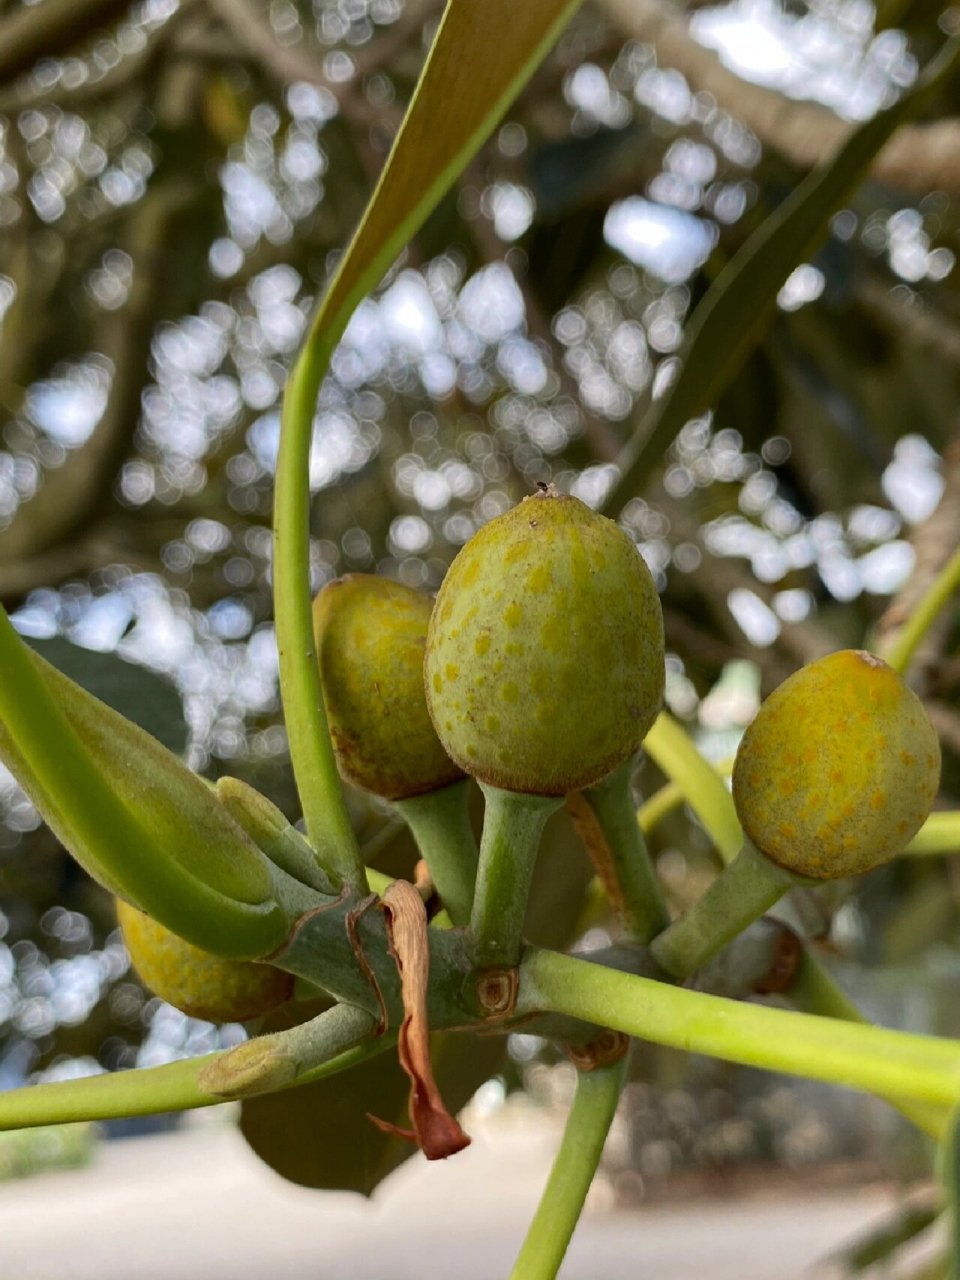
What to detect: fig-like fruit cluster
<box><xmin>117</xmin><ymin>899</ymin><xmax>293</xmax><ymax>1022</ymax></box>
<box><xmin>425</xmin><ymin>486</ymin><xmax>665</xmax><ymax>796</ymax></box>
<box><xmin>312</xmin><ymin>574</ymin><xmax>463</xmax><ymax>801</ymax></box>
<box><xmin>733</xmin><ymin>649</ymin><xmax>940</xmax><ymax>879</ymax></box>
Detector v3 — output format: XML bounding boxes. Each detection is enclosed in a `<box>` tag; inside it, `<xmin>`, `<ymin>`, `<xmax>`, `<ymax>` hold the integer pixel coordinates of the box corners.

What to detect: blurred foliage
<box><xmin>0</xmin><ymin>0</ymin><xmax>959</xmax><ymax>1213</ymax></box>
<box><xmin>0</xmin><ymin>1119</ymin><xmax>94</xmax><ymax>1178</ymax></box>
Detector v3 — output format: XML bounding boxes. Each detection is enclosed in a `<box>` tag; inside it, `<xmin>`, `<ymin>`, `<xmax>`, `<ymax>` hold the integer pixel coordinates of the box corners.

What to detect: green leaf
<box><xmin>24</xmin><ymin>637</ymin><xmax>188</xmax><ymax>754</ymax></box>
<box><xmin>0</xmin><ymin>606</ymin><xmax>286</xmax><ymax>958</ymax></box>
<box><xmin>604</xmin><ymin>36</ymin><xmax>960</xmax><ymax>511</ymax></box>
<box><xmin>240</xmin><ymin>1027</ymin><xmax>506</xmax><ymax>1194</ymax></box>
<box><xmin>274</xmin><ymin>0</ymin><xmax>581</xmax><ymax>885</ymax></box>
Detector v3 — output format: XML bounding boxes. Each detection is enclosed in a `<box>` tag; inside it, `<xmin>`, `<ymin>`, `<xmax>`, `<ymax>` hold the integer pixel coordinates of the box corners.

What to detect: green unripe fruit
<box><xmin>424</xmin><ymin>486</ymin><xmax>665</xmax><ymax>796</ymax></box>
<box><xmin>732</xmin><ymin>649</ymin><xmax>941</xmax><ymax>880</ymax></box>
<box><xmin>117</xmin><ymin>899</ymin><xmax>293</xmax><ymax>1022</ymax></box>
<box><xmin>312</xmin><ymin>575</ymin><xmax>464</xmax><ymax>801</ymax></box>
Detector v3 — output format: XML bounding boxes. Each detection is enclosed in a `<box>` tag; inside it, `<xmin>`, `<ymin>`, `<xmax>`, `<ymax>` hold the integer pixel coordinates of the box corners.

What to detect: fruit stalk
<box><xmin>649</xmin><ymin>838</ymin><xmax>797</xmax><ymax>979</ymax></box>
<box><xmin>567</xmin><ymin>758</ymin><xmax>669</xmax><ymax>944</ymax></box>
<box><xmin>393</xmin><ymin>779</ymin><xmax>477</xmax><ymax>926</ymax></box>
<box><xmin>469</xmin><ymin>785</ymin><xmax>563</xmax><ymax>970</ymax></box>
<box><xmin>509</xmin><ymin>1051</ymin><xmax>629</xmax><ymax>1280</ymax></box>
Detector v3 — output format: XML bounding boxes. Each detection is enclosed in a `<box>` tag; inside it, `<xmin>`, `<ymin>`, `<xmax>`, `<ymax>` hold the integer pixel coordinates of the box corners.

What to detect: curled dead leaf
<box><xmin>368</xmin><ymin>880</ymin><xmax>470</xmax><ymax>1160</ymax></box>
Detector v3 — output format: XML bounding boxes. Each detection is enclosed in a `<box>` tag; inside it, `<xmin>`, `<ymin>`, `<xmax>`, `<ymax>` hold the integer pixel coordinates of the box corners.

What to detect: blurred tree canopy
<box><xmin>0</xmin><ymin>0</ymin><xmax>958</xmax><ymax>1094</ymax></box>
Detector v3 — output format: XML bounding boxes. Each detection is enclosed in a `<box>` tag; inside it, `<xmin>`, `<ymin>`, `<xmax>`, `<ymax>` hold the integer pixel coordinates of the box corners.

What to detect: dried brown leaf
<box><xmin>370</xmin><ymin>880</ymin><xmax>470</xmax><ymax>1160</ymax></box>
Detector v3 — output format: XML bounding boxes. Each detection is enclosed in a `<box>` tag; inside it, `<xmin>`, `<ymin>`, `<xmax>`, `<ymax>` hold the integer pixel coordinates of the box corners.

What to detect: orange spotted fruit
<box><xmin>424</xmin><ymin>485</ymin><xmax>664</xmax><ymax>796</ymax></box>
<box><xmin>117</xmin><ymin>899</ymin><xmax>293</xmax><ymax>1022</ymax></box>
<box><xmin>732</xmin><ymin>649</ymin><xmax>940</xmax><ymax>879</ymax></box>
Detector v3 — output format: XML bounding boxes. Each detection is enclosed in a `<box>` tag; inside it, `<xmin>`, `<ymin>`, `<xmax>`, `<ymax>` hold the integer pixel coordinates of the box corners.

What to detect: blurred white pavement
<box><xmin>0</xmin><ymin>1102</ymin><xmax>908</xmax><ymax>1280</ymax></box>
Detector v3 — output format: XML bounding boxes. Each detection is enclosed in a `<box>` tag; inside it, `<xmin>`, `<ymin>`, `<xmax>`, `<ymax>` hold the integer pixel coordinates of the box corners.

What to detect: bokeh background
<box><xmin>0</xmin><ymin>0</ymin><xmax>959</xmax><ymax>1215</ymax></box>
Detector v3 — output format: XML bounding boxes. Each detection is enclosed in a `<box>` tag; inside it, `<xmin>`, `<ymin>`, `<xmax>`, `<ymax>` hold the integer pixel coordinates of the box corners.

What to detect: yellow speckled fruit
<box><xmin>312</xmin><ymin>575</ymin><xmax>464</xmax><ymax>801</ymax></box>
<box><xmin>424</xmin><ymin>487</ymin><xmax>665</xmax><ymax>796</ymax></box>
<box><xmin>117</xmin><ymin>899</ymin><xmax>293</xmax><ymax>1022</ymax></box>
<box><xmin>733</xmin><ymin>649</ymin><xmax>940</xmax><ymax>879</ymax></box>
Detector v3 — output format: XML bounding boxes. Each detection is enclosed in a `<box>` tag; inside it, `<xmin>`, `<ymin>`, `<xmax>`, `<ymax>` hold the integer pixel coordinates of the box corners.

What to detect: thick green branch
<box><xmin>0</xmin><ymin>1030</ymin><xmax>391</xmax><ymax>1131</ymax></box>
<box><xmin>519</xmin><ymin>949</ymin><xmax>960</xmax><ymax>1108</ymax></box>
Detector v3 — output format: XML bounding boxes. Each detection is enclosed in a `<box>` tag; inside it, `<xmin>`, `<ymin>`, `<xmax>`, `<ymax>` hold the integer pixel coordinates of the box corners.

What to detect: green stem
<box><xmin>650</xmin><ymin>839</ymin><xmax>796</xmax><ymax>978</ymax></box>
<box><xmin>0</xmin><ymin>1030</ymin><xmax>394</xmax><ymax>1131</ymax></box>
<box><xmin>573</xmin><ymin>761</ymin><xmax>669</xmax><ymax>943</ymax></box>
<box><xmin>470</xmin><ymin>786</ymin><xmax>562</xmax><ymax>970</ymax></box>
<box><xmin>273</xmin><ymin>360</ymin><xmax>365</xmax><ymax>891</ymax></box>
<box><xmin>789</xmin><ymin>950</ymin><xmax>947</xmax><ymax>1139</ymax></box>
<box><xmin>643</xmin><ymin>712</ymin><xmax>742</xmax><ymax>864</ymax></box>
<box><xmin>518</xmin><ymin>948</ymin><xmax>960</xmax><ymax>1108</ymax></box>
<box><xmin>637</xmin><ymin>779</ymin><xmax>685</xmax><ymax>835</ymax></box>
<box><xmin>904</xmin><ymin>812</ymin><xmax>960</xmax><ymax>856</ymax></box>
<box><xmin>941</xmin><ymin>1103</ymin><xmax>960</xmax><ymax>1280</ymax></box>
<box><xmin>197</xmin><ymin>1003</ymin><xmax>378</xmax><ymax>1098</ymax></box>
<box><xmin>882</xmin><ymin>545</ymin><xmax>960</xmax><ymax>676</ymax></box>
<box><xmin>510</xmin><ymin>1054</ymin><xmax>628</xmax><ymax>1280</ymax></box>
<box><xmin>393</xmin><ymin>780</ymin><xmax>477</xmax><ymax>926</ymax></box>
<box><xmin>636</xmin><ymin>758</ymin><xmax>735</xmax><ymax>839</ymax></box>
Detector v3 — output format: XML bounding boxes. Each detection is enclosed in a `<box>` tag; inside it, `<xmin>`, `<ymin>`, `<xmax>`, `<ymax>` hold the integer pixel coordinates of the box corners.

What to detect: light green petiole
<box><xmin>393</xmin><ymin>779</ymin><xmax>478</xmax><ymax>927</ymax></box>
<box><xmin>519</xmin><ymin>949</ymin><xmax>960</xmax><ymax>1109</ymax></box>
<box><xmin>880</xmin><ymin>545</ymin><xmax>960</xmax><ymax>677</ymax></box>
<box><xmin>510</xmin><ymin>1052</ymin><xmax>629</xmax><ymax>1280</ymax></box>
<box><xmin>470</xmin><ymin>785</ymin><xmax>562</xmax><ymax>970</ymax></box>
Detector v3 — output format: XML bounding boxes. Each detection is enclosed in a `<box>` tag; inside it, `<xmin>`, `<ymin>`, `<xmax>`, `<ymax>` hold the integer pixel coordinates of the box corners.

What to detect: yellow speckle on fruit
<box><xmin>313</xmin><ymin>574</ymin><xmax>464</xmax><ymax>800</ymax></box>
<box><xmin>423</xmin><ymin>487</ymin><xmax>665</xmax><ymax>795</ymax></box>
<box><xmin>540</xmin><ymin>617</ymin><xmax>564</xmax><ymax>654</ymax></box>
<box><xmin>732</xmin><ymin>649</ymin><xmax>940</xmax><ymax>881</ymax></box>
<box><xmin>445</xmin><ymin>663</ymin><xmax>459</xmax><ymax>682</ymax></box>
<box><xmin>117</xmin><ymin>900</ymin><xmax>292</xmax><ymax>1022</ymax></box>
